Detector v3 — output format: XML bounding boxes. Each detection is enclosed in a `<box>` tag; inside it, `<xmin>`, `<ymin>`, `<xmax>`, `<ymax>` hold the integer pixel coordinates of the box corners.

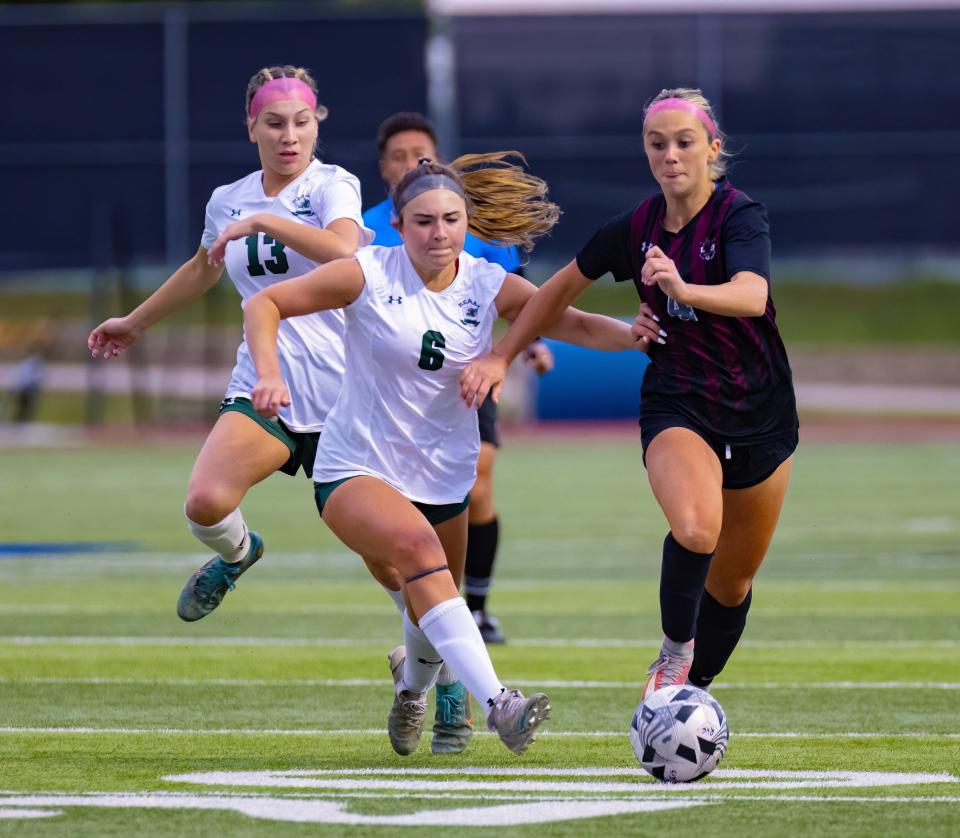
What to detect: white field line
<box><xmin>3</xmin><ymin>676</ymin><xmax>959</xmax><ymax>690</ymax></box>
<box><xmin>0</xmin><ymin>795</ymin><xmax>693</xmax><ymax>824</ymax></box>
<box><xmin>4</xmin><ymin>790</ymin><xmax>958</xmax><ymax>806</ymax></box>
<box><xmin>0</xmin><ymin>791</ymin><xmax>958</xmax><ymax>813</ymax></box>
<box><xmin>2</xmin><ymin>635</ymin><xmax>958</xmax><ymax>650</ymax></box>
<box><xmin>5</xmin><ymin>793</ymin><xmax>956</xmax><ymax>807</ymax></box>
<box><xmin>4</xmin><ymin>765</ymin><xmax>960</xmax><ymax>784</ymax></box>
<box><xmin>1</xmin><ymin>726</ymin><xmax>958</xmax><ymax>739</ymax></box>
<box><xmin>171</xmin><ymin>767</ymin><xmax>960</xmax><ymax>780</ymax></box>
<box><xmin>0</xmin><ymin>790</ymin><xmax>956</xmax><ymax>828</ymax></box>
<box><xmin>160</xmin><ymin>776</ymin><xmax>959</xmax><ymax>795</ymax></box>
<box><xmin>694</xmin><ymin>795</ymin><xmax>960</xmax><ymax>803</ymax></box>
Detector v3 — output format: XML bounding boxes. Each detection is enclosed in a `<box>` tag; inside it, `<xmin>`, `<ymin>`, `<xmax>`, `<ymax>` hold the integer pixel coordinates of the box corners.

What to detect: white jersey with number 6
<box><xmin>201</xmin><ymin>159</ymin><xmax>373</xmax><ymax>432</ymax></box>
<box><xmin>313</xmin><ymin>245</ymin><xmax>507</xmax><ymax>504</ymax></box>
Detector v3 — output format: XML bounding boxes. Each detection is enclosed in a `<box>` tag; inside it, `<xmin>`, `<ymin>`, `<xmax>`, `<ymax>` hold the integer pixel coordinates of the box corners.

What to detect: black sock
<box><xmin>688</xmin><ymin>588</ymin><xmax>753</xmax><ymax>689</ymax></box>
<box><xmin>464</xmin><ymin>518</ymin><xmax>499</xmax><ymax>613</ymax></box>
<box><xmin>659</xmin><ymin>532</ymin><xmax>714</xmax><ymax>643</ymax></box>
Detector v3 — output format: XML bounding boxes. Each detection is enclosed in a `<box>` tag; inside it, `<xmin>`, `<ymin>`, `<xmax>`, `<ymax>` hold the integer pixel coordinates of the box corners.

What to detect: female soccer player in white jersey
<box><xmin>87</xmin><ymin>66</ymin><xmax>372</xmax><ymax>620</ymax></box>
<box><xmin>242</xmin><ymin>156</ymin><xmax>656</xmax><ymax>756</ymax></box>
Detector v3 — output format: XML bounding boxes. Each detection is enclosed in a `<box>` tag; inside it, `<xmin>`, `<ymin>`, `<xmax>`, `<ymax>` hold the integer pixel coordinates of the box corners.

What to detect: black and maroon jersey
<box><xmin>576</xmin><ymin>181</ymin><xmax>797</xmax><ymax>442</ymax></box>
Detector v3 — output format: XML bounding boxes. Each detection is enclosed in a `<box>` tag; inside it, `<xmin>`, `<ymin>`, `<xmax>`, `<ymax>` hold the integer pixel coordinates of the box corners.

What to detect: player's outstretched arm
<box><xmin>207</xmin><ymin>215</ymin><xmax>362</xmax><ymax>267</ymax></box>
<box><xmin>501</xmin><ymin>276</ymin><xmax>636</xmax><ymax>353</ymax></box>
<box><xmin>244</xmin><ymin>258</ymin><xmax>365</xmax><ymax>416</ymax></box>
<box><xmin>87</xmin><ymin>247</ymin><xmax>223</xmax><ymax>359</ymax></box>
<box><xmin>495</xmin><ymin>260</ymin><xmax>591</xmax><ymax>363</ymax></box>
<box><xmin>460</xmin><ymin>262</ymin><xmax>660</xmax><ymax>407</ymax></box>
<box><xmin>459</xmin><ymin>260</ymin><xmax>587</xmax><ymax>407</ymax></box>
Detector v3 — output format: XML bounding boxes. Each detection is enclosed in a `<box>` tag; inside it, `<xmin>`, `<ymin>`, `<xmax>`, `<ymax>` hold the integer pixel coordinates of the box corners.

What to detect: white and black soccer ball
<box><xmin>630</xmin><ymin>685</ymin><xmax>729</xmax><ymax>782</ymax></box>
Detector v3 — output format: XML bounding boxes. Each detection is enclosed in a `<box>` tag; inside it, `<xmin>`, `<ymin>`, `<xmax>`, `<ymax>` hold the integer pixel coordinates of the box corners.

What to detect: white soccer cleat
<box><xmin>486</xmin><ymin>688</ymin><xmax>551</xmax><ymax>755</ymax></box>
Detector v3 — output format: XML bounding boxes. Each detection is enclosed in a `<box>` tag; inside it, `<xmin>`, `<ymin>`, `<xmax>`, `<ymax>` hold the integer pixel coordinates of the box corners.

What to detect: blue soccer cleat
<box><xmin>431</xmin><ymin>680</ymin><xmax>473</xmax><ymax>754</ymax></box>
<box><xmin>176</xmin><ymin>531</ymin><xmax>264</xmax><ymax>622</ymax></box>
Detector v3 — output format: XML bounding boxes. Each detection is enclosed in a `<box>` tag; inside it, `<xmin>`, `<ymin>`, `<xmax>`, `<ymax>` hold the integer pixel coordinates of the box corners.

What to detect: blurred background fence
<box><xmin>1</xmin><ymin>0</ymin><xmax>958</xmax><ymax>429</ymax></box>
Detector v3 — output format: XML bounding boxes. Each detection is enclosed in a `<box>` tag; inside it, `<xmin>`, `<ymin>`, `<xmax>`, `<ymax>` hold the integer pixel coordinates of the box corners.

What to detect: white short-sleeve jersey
<box><xmin>313</xmin><ymin>245</ymin><xmax>507</xmax><ymax>504</ymax></box>
<box><xmin>202</xmin><ymin>159</ymin><xmax>374</xmax><ymax>432</ymax></box>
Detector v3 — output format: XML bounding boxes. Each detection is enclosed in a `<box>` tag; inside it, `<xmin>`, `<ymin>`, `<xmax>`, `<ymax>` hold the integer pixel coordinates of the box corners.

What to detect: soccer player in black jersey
<box><xmin>460</xmin><ymin>87</ymin><xmax>798</xmax><ymax>696</ymax></box>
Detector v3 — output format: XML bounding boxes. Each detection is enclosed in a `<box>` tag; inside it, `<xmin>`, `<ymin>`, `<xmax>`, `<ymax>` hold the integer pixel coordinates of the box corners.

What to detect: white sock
<box><xmin>436</xmin><ymin>662</ymin><xmax>457</xmax><ymax>687</ymax></box>
<box><xmin>419</xmin><ymin>597</ymin><xmax>504</xmax><ymax>717</ymax></box>
<box><xmin>186</xmin><ymin>507</ymin><xmax>248</xmax><ymax>563</ymax></box>
<box><xmin>382</xmin><ymin>585</ymin><xmax>406</xmax><ymax>614</ymax></box>
<box><xmin>401</xmin><ymin>610</ymin><xmax>443</xmax><ymax>694</ymax></box>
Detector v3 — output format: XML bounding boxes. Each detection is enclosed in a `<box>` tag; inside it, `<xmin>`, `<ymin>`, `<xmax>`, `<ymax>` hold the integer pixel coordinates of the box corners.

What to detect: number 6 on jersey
<box><xmin>418</xmin><ymin>330</ymin><xmax>446</xmax><ymax>371</ymax></box>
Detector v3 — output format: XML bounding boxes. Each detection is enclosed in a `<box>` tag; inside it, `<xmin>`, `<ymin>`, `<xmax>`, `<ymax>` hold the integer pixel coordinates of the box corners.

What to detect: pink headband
<box><xmin>644</xmin><ymin>98</ymin><xmax>716</xmax><ymax>138</ymax></box>
<box><xmin>249</xmin><ymin>78</ymin><xmax>318</xmax><ymax>120</ymax></box>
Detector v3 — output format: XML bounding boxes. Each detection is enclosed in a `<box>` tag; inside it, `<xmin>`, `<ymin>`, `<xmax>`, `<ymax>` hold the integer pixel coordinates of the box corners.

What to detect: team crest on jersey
<box><xmin>667</xmin><ymin>297</ymin><xmax>699</xmax><ymax>322</ymax></box>
<box><xmin>458</xmin><ymin>298</ymin><xmax>481</xmax><ymax>327</ymax></box>
<box><xmin>291</xmin><ymin>194</ymin><xmax>314</xmax><ymax>217</ymax></box>
<box><xmin>699</xmin><ymin>239</ymin><xmax>717</xmax><ymax>261</ymax></box>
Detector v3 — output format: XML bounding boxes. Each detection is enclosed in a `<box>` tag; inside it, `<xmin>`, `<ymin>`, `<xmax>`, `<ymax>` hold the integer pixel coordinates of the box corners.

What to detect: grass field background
<box><xmin>1</xmin><ymin>436</ymin><xmax>958</xmax><ymax>834</ymax></box>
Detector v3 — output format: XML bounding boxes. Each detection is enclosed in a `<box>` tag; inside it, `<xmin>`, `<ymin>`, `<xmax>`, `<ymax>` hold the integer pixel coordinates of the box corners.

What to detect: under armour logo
<box><xmin>387</xmin><ymin>295</ymin><xmax>403</xmax><ymax>304</ymax></box>
<box><xmin>229</xmin><ymin>208</ymin><xmax>242</xmax><ymax>217</ymax></box>
<box><xmin>640</xmin><ymin>241</ymin><xmax>654</xmax><ymax>253</ymax></box>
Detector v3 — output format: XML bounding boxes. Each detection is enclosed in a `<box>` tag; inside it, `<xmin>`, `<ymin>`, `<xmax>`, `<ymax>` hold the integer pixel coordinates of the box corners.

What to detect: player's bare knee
<box><xmin>390</xmin><ymin>529</ymin><xmax>445</xmax><ymax>578</ymax></box>
<box><xmin>368</xmin><ymin>562</ymin><xmax>403</xmax><ymax>591</ymax></box>
<box><xmin>469</xmin><ymin>472</ymin><xmax>493</xmax><ymax>515</ymax></box>
<box><xmin>468</xmin><ymin>489</ymin><xmax>495</xmax><ymax>524</ymax></box>
<box><xmin>184</xmin><ymin>485</ymin><xmax>235</xmax><ymax>527</ymax></box>
<box><xmin>709</xmin><ymin>578</ymin><xmax>752</xmax><ymax>607</ymax></box>
<box><xmin>671</xmin><ymin>518</ymin><xmax>720</xmax><ymax>554</ymax></box>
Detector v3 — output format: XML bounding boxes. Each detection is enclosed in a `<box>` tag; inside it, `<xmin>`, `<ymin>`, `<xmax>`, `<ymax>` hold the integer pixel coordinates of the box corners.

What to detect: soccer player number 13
<box><xmin>245</xmin><ymin>233</ymin><xmax>290</xmax><ymax>277</ymax></box>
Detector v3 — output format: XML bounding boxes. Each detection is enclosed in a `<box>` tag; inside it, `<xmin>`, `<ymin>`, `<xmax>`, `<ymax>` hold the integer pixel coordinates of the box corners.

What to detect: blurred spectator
<box><xmin>12</xmin><ymin>345</ymin><xmax>47</xmax><ymax>423</ymax></box>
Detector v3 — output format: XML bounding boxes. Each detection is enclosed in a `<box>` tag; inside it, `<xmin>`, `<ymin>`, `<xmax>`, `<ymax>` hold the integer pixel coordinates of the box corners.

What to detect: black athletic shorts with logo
<box><xmin>477</xmin><ymin>396</ymin><xmax>500</xmax><ymax>448</ymax></box>
<box><xmin>640</xmin><ymin>404</ymin><xmax>798</xmax><ymax>490</ymax></box>
<box><xmin>219</xmin><ymin>397</ymin><xmax>319</xmax><ymax>478</ymax></box>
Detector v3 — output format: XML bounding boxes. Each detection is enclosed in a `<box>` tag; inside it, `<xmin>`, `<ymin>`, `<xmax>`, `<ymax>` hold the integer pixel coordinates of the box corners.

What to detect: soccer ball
<box><xmin>630</xmin><ymin>685</ymin><xmax>729</xmax><ymax>782</ymax></box>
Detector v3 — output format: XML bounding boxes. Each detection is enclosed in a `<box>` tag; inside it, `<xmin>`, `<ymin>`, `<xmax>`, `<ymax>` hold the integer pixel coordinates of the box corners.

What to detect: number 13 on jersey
<box><xmin>246</xmin><ymin>234</ymin><xmax>289</xmax><ymax>276</ymax></box>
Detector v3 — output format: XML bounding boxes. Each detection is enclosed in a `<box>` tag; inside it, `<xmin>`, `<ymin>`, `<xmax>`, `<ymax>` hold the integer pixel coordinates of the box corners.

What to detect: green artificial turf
<box><xmin>0</xmin><ymin>438</ymin><xmax>957</xmax><ymax>835</ymax></box>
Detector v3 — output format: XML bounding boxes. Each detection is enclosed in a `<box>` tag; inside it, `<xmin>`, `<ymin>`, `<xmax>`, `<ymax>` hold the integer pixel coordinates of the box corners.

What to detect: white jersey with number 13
<box><xmin>201</xmin><ymin>159</ymin><xmax>373</xmax><ymax>432</ymax></box>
